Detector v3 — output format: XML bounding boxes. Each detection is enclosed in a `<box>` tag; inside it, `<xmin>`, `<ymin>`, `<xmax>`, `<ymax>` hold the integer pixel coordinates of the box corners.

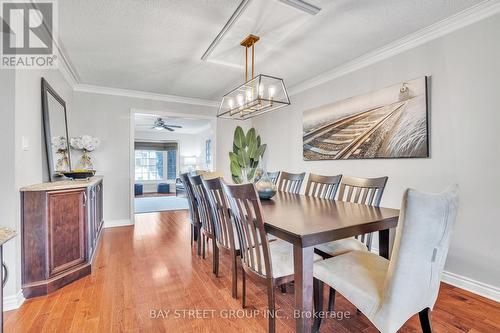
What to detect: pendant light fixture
<box><xmin>217</xmin><ymin>34</ymin><xmax>290</xmax><ymax>120</ymax></box>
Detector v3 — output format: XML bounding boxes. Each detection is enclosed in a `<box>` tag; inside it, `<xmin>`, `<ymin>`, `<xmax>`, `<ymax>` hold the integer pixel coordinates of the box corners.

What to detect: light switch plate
<box><xmin>22</xmin><ymin>136</ymin><xmax>29</xmax><ymax>151</ymax></box>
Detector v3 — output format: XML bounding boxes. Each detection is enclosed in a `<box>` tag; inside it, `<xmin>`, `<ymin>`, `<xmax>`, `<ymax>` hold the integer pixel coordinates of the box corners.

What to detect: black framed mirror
<box><xmin>41</xmin><ymin>78</ymin><xmax>71</xmax><ymax>181</ymax></box>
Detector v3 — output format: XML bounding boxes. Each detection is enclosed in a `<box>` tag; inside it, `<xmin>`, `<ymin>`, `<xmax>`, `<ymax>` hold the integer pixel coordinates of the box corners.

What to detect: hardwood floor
<box><xmin>5</xmin><ymin>210</ymin><xmax>500</xmax><ymax>332</ymax></box>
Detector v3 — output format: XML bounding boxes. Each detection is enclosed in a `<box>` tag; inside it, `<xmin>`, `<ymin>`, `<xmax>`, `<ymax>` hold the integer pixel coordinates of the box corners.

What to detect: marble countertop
<box><xmin>20</xmin><ymin>176</ymin><xmax>103</xmax><ymax>192</ymax></box>
<box><xmin>0</xmin><ymin>227</ymin><xmax>16</xmax><ymax>246</ymax></box>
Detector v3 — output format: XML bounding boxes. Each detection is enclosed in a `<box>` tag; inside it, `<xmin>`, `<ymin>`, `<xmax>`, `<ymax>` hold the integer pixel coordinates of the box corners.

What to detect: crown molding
<box><xmin>74</xmin><ymin>84</ymin><xmax>220</xmax><ymax>108</ymax></box>
<box><xmin>288</xmin><ymin>0</ymin><xmax>500</xmax><ymax>96</ymax></box>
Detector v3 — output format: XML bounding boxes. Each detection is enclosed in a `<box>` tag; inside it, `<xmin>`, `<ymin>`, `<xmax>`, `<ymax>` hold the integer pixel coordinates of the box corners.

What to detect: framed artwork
<box><xmin>303</xmin><ymin>76</ymin><xmax>429</xmax><ymax>160</ymax></box>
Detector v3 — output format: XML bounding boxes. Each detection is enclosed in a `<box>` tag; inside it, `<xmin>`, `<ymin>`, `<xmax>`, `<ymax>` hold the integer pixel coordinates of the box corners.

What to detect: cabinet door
<box><xmin>47</xmin><ymin>189</ymin><xmax>86</xmax><ymax>277</ymax></box>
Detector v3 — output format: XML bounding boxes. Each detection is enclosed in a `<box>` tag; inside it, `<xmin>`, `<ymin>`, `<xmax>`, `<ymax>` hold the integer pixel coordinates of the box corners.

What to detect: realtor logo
<box><xmin>1</xmin><ymin>0</ymin><xmax>57</xmax><ymax>68</ymax></box>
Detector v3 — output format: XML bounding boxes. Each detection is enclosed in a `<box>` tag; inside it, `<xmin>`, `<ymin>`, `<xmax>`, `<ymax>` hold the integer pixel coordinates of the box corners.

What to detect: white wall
<box><xmin>252</xmin><ymin>14</ymin><xmax>500</xmax><ymax>294</ymax></box>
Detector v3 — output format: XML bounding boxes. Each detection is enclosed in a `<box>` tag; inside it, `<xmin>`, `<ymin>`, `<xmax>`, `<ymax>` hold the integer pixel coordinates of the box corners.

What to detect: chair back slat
<box><xmin>222</xmin><ymin>182</ymin><xmax>273</xmax><ymax>279</ymax></box>
<box><xmin>305</xmin><ymin>173</ymin><xmax>342</xmax><ymax>200</ymax></box>
<box><xmin>180</xmin><ymin>173</ymin><xmax>199</xmax><ymax>226</ymax></box>
<box><xmin>267</xmin><ymin>171</ymin><xmax>281</xmax><ymax>185</ymax></box>
<box><xmin>338</xmin><ymin>176</ymin><xmax>388</xmax><ymax>206</ymax></box>
<box><xmin>202</xmin><ymin>177</ymin><xmax>237</xmax><ymax>251</ymax></box>
<box><xmin>278</xmin><ymin>171</ymin><xmax>306</xmax><ymax>194</ymax></box>
<box><xmin>189</xmin><ymin>175</ymin><xmax>215</xmax><ymax>237</ymax></box>
<box><xmin>337</xmin><ymin>175</ymin><xmax>388</xmax><ymax>250</ymax></box>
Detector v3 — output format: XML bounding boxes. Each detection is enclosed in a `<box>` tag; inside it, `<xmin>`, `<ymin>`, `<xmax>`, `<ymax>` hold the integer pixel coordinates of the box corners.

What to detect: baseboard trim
<box><xmin>442</xmin><ymin>271</ymin><xmax>500</xmax><ymax>302</ymax></box>
<box><xmin>3</xmin><ymin>290</ymin><xmax>25</xmax><ymax>311</ymax></box>
<box><xmin>103</xmin><ymin>219</ymin><xmax>133</xmax><ymax>228</ymax></box>
<box><xmin>370</xmin><ymin>247</ymin><xmax>500</xmax><ymax>302</ymax></box>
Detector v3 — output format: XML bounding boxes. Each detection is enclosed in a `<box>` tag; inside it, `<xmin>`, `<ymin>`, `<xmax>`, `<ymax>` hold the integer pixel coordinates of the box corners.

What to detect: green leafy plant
<box><xmin>229</xmin><ymin>126</ymin><xmax>267</xmax><ymax>183</ymax></box>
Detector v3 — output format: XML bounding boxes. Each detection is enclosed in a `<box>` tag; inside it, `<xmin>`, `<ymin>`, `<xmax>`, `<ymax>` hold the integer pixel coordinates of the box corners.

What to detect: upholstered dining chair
<box><xmin>304</xmin><ymin>173</ymin><xmax>342</xmax><ymax>200</ymax></box>
<box><xmin>189</xmin><ymin>175</ymin><xmax>216</xmax><ymax>266</ymax></box>
<box><xmin>267</xmin><ymin>171</ymin><xmax>281</xmax><ymax>185</ymax></box>
<box><xmin>180</xmin><ymin>173</ymin><xmax>202</xmax><ymax>255</ymax></box>
<box><xmin>222</xmin><ymin>181</ymin><xmax>321</xmax><ymax>333</ymax></box>
<box><xmin>312</xmin><ymin>185</ymin><xmax>459</xmax><ymax>333</ymax></box>
<box><xmin>277</xmin><ymin>171</ymin><xmax>306</xmax><ymax>194</ymax></box>
<box><xmin>202</xmin><ymin>177</ymin><xmax>240</xmax><ymax>298</ymax></box>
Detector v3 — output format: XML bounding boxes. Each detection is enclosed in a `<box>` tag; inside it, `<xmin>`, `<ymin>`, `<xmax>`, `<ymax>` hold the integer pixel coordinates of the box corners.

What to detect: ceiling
<box><xmin>134</xmin><ymin>114</ymin><xmax>211</xmax><ymax>135</ymax></box>
<box><xmin>59</xmin><ymin>0</ymin><xmax>485</xmax><ymax>101</ymax></box>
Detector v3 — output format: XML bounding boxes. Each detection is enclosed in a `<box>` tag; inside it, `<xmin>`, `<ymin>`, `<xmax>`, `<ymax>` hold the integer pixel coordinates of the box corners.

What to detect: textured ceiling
<box><xmin>59</xmin><ymin>0</ymin><xmax>485</xmax><ymax>100</ymax></box>
<box><xmin>134</xmin><ymin>114</ymin><xmax>211</xmax><ymax>134</ymax></box>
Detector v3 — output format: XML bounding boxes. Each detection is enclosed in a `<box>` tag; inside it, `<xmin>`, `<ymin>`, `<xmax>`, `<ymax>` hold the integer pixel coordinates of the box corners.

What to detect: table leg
<box><xmin>293</xmin><ymin>245</ymin><xmax>314</xmax><ymax>333</ymax></box>
<box><xmin>379</xmin><ymin>229</ymin><xmax>390</xmax><ymax>259</ymax></box>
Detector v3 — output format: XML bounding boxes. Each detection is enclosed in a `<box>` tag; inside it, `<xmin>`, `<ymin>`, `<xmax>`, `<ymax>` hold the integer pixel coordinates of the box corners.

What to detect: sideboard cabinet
<box><xmin>20</xmin><ymin>177</ymin><xmax>103</xmax><ymax>298</ymax></box>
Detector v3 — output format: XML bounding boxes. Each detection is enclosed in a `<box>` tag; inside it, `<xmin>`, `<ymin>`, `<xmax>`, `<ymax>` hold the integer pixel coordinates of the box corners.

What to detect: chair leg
<box><xmin>280</xmin><ymin>284</ymin><xmax>287</xmax><ymax>293</ymax></box>
<box><xmin>327</xmin><ymin>287</ymin><xmax>335</xmax><ymax>312</ymax></box>
<box><xmin>190</xmin><ymin>225</ymin><xmax>193</xmax><ymax>246</ymax></box>
<box><xmin>313</xmin><ymin>278</ymin><xmax>324</xmax><ymax>333</ymax></box>
<box><xmin>241</xmin><ymin>267</ymin><xmax>246</xmax><ymax>308</ymax></box>
<box><xmin>267</xmin><ymin>281</ymin><xmax>276</xmax><ymax>333</ymax></box>
<box><xmin>213</xmin><ymin>240</ymin><xmax>219</xmax><ymax>276</ymax></box>
<box><xmin>418</xmin><ymin>308</ymin><xmax>433</xmax><ymax>333</ymax></box>
<box><xmin>201</xmin><ymin>235</ymin><xmax>205</xmax><ymax>259</ymax></box>
<box><xmin>196</xmin><ymin>226</ymin><xmax>202</xmax><ymax>256</ymax></box>
<box><xmin>231</xmin><ymin>253</ymin><xmax>238</xmax><ymax>298</ymax></box>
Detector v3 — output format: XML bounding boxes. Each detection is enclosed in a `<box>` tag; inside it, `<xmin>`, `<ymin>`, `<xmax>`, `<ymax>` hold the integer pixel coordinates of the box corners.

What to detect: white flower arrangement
<box><xmin>51</xmin><ymin>136</ymin><xmax>68</xmax><ymax>151</ymax></box>
<box><xmin>70</xmin><ymin>135</ymin><xmax>100</xmax><ymax>152</ymax></box>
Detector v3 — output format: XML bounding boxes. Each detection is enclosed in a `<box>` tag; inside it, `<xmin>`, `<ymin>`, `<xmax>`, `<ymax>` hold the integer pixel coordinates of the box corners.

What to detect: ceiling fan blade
<box><xmin>165</xmin><ymin>124</ymin><xmax>182</xmax><ymax>128</ymax></box>
<box><xmin>165</xmin><ymin>126</ymin><xmax>175</xmax><ymax>132</ymax></box>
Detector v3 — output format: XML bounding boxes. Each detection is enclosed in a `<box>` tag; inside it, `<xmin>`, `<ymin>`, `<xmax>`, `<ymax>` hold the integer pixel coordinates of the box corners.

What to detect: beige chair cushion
<box><xmin>314</xmin><ymin>250</ymin><xmax>389</xmax><ymax>316</ymax></box>
<box><xmin>270</xmin><ymin>240</ymin><xmax>323</xmax><ymax>278</ymax></box>
<box><xmin>315</xmin><ymin>237</ymin><xmax>367</xmax><ymax>257</ymax></box>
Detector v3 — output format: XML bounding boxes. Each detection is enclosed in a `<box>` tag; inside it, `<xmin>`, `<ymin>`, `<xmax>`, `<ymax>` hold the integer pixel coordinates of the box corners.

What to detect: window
<box><xmin>167</xmin><ymin>150</ymin><xmax>177</xmax><ymax>180</ymax></box>
<box><xmin>205</xmin><ymin>139</ymin><xmax>212</xmax><ymax>166</ymax></box>
<box><xmin>135</xmin><ymin>150</ymin><xmax>164</xmax><ymax>181</ymax></box>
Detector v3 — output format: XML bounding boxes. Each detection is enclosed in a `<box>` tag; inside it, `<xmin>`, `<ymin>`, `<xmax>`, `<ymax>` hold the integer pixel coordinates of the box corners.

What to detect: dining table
<box><xmin>260</xmin><ymin>191</ymin><xmax>400</xmax><ymax>333</ymax></box>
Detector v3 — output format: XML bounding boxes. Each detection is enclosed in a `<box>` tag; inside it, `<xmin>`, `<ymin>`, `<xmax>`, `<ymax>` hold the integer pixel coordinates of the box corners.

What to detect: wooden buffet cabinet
<box><xmin>20</xmin><ymin>177</ymin><xmax>103</xmax><ymax>298</ymax></box>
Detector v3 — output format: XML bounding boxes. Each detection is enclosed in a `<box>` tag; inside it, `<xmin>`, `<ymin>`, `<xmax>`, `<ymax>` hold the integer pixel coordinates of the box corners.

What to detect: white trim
<box><xmin>288</xmin><ymin>0</ymin><xmax>500</xmax><ymax>96</ymax></box>
<box><xmin>103</xmin><ymin>219</ymin><xmax>133</xmax><ymax>228</ymax></box>
<box><xmin>3</xmin><ymin>290</ymin><xmax>25</xmax><ymax>311</ymax></box>
<box><xmin>74</xmin><ymin>84</ymin><xmax>219</xmax><ymax>107</ymax></box>
<box><xmin>370</xmin><ymin>247</ymin><xmax>500</xmax><ymax>302</ymax></box>
<box><xmin>442</xmin><ymin>271</ymin><xmax>500</xmax><ymax>302</ymax></box>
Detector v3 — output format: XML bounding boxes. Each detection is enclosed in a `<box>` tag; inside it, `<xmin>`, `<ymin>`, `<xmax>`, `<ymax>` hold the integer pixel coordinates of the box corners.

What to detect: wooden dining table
<box><xmin>260</xmin><ymin>191</ymin><xmax>400</xmax><ymax>333</ymax></box>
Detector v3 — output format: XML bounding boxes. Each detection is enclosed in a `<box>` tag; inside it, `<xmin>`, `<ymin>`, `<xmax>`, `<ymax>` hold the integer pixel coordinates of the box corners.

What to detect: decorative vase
<box><xmin>78</xmin><ymin>149</ymin><xmax>94</xmax><ymax>171</ymax></box>
<box><xmin>55</xmin><ymin>150</ymin><xmax>70</xmax><ymax>173</ymax></box>
<box><xmin>254</xmin><ymin>160</ymin><xmax>276</xmax><ymax>200</ymax></box>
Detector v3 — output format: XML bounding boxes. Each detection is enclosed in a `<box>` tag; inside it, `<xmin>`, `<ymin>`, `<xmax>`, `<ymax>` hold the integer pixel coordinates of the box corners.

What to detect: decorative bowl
<box><xmin>62</xmin><ymin>170</ymin><xmax>96</xmax><ymax>179</ymax></box>
<box><xmin>258</xmin><ymin>189</ymin><xmax>277</xmax><ymax>200</ymax></box>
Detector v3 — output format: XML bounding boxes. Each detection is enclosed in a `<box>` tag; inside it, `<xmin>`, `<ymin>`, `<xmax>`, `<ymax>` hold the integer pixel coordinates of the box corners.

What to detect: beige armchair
<box><xmin>313</xmin><ymin>185</ymin><xmax>459</xmax><ymax>333</ymax></box>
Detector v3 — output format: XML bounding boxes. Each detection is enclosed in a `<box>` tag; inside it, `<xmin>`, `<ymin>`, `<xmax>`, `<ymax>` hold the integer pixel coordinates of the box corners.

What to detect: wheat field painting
<box><xmin>303</xmin><ymin>77</ymin><xmax>429</xmax><ymax>160</ymax></box>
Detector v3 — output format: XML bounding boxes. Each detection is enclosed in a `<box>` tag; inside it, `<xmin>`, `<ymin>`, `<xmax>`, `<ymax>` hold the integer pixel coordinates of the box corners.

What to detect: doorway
<box><xmin>130</xmin><ymin>110</ymin><xmax>217</xmax><ymax>217</ymax></box>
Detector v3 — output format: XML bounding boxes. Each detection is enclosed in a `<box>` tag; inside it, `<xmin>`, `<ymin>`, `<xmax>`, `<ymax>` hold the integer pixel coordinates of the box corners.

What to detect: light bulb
<box><xmin>228</xmin><ymin>99</ymin><xmax>234</xmax><ymax>109</ymax></box>
<box><xmin>258</xmin><ymin>84</ymin><xmax>264</xmax><ymax>98</ymax></box>
<box><xmin>268</xmin><ymin>86</ymin><xmax>276</xmax><ymax>98</ymax></box>
<box><xmin>246</xmin><ymin>90</ymin><xmax>252</xmax><ymax>101</ymax></box>
<box><xmin>237</xmin><ymin>94</ymin><xmax>244</xmax><ymax>106</ymax></box>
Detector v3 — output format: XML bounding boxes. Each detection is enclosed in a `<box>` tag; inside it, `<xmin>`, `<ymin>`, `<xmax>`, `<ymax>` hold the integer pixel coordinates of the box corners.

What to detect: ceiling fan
<box><xmin>152</xmin><ymin>118</ymin><xmax>183</xmax><ymax>131</ymax></box>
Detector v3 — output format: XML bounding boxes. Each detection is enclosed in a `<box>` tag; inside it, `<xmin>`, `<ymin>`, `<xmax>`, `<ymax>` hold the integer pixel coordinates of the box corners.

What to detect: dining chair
<box><xmin>304</xmin><ymin>173</ymin><xmax>342</xmax><ymax>199</ymax></box>
<box><xmin>277</xmin><ymin>171</ymin><xmax>306</xmax><ymax>194</ymax></box>
<box><xmin>202</xmin><ymin>177</ymin><xmax>241</xmax><ymax>298</ymax></box>
<box><xmin>312</xmin><ymin>185</ymin><xmax>459</xmax><ymax>333</ymax></box>
<box><xmin>222</xmin><ymin>181</ymin><xmax>321</xmax><ymax>333</ymax></box>
<box><xmin>189</xmin><ymin>175</ymin><xmax>216</xmax><ymax>265</ymax></box>
<box><xmin>267</xmin><ymin>171</ymin><xmax>281</xmax><ymax>185</ymax></box>
<box><xmin>180</xmin><ymin>173</ymin><xmax>202</xmax><ymax>255</ymax></box>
